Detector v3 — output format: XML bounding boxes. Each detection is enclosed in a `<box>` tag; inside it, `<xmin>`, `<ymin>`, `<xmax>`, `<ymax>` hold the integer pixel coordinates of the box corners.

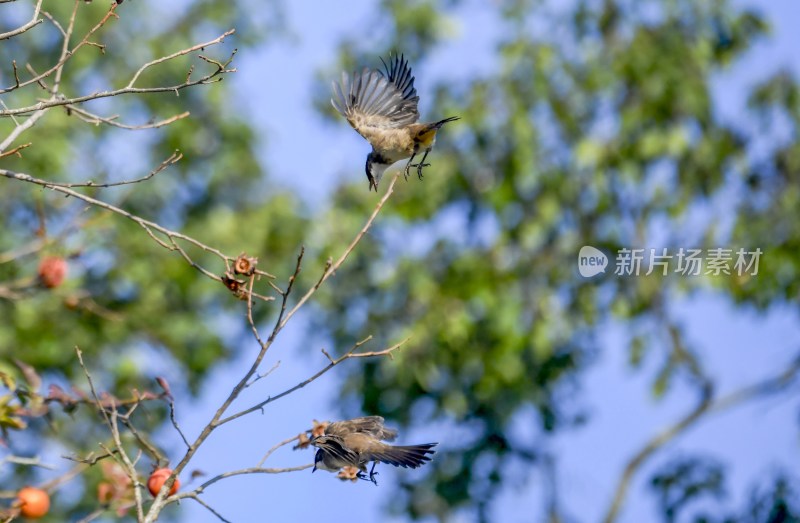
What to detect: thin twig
<box><xmin>0</xmin><ymin>455</ymin><xmax>55</xmax><ymax>470</ymax></box>
<box><xmin>77</xmin><ymin>348</ymin><xmax>145</xmax><ymax>521</ymax></box>
<box><xmin>186</xmin><ymin>494</ymin><xmax>231</xmax><ymax>523</ymax></box>
<box><xmin>168</xmin><ymin>400</ymin><xmax>191</xmax><ymax>449</ymax></box>
<box><xmin>0</xmin><ymin>4</ymin><xmax>117</xmax><ymax>94</ymax></box>
<box><xmin>105</xmin><ymin>412</ymin><xmax>145</xmax><ymax>522</ymax></box>
<box><xmin>0</xmin><ymin>142</ymin><xmax>31</xmax><ymax>159</ymax></box>
<box><xmin>602</xmin><ymin>353</ymin><xmax>800</xmax><ymax>523</ymax></box>
<box><xmin>68</xmin><ymin>105</ymin><xmax>191</xmax><ymax>130</ymax></box>
<box><xmin>2</xmin><ymin>66</ymin><xmax>232</xmax><ymax>116</ymax></box>
<box><xmin>245</xmin><ymin>360</ymin><xmax>280</xmax><ymax>388</ymax></box>
<box><xmin>0</xmin><ymin>0</ymin><xmax>43</xmax><ymax>41</ymax></box>
<box><xmin>75</xmin><ymin>507</ymin><xmax>107</xmax><ymax>523</ymax></box>
<box><xmin>27</xmin><ymin>151</ymin><xmax>183</xmax><ymax>188</ymax></box>
<box><xmin>278</xmin><ymin>171</ymin><xmax>402</xmax><ymax>330</ymax></box>
<box><xmin>218</xmin><ymin>336</ymin><xmax>407</xmax><ymax>426</ymax></box>
<box><xmin>141</xmin><ymin>174</ymin><xmax>402</xmax><ymax>523</ymax></box>
<box><xmin>180</xmin><ymin>464</ymin><xmax>314</xmax><ymax>498</ymax></box>
<box><xmin>268</xmin><ymin>247</ymin><xmax>305</xmax><ymax>343</ymax></box>
<box><xmin>0</xmin><ymin>168</ymin><xmax>277</xmax><ymax>288</ymax></box>
<box><xmin>257</xmin><ymin>435</ymin><xmax>300</xmax><ymax>467</ymax></box>
<box><xmin>1</xmin><ymin>32</ymin><xmax>236</xmax><ymax>113</ymax></box>
<box><xmin>126</xmin><ymin>30</ymin><xmax>234</xmax><ymax>88</ymax></box>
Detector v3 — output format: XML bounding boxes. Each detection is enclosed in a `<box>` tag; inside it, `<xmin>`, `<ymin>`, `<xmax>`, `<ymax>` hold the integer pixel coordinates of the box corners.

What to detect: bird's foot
<box><xmin>403</xmin><ymin>164</ymin><xmax>412</xmax><ymax>182</ymax></box>
<box><xmin>411</xmin><ymin>163</ymin><xmax>431</xmax><ymax>180</ymax></box>
<box><xmin>356</xmin><ymin>471</ymin><xmax>379</xmax><ymax>486</ymax></box>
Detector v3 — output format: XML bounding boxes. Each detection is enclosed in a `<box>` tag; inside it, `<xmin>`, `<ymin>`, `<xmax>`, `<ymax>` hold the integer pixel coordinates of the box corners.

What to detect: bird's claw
<box><xmin>411</xmin><ymin>163</ymin><xmax>431</xmax><ymax>180</ymax></box>
<box><xmin>403</xmin><ymin>164</ymin><xmax>412</xmax><ymax>181</ymax></box>
<box><xmin>356</xmin><ymin>471</ymin><xmax>379</xmax><ymax>486</ymax></box>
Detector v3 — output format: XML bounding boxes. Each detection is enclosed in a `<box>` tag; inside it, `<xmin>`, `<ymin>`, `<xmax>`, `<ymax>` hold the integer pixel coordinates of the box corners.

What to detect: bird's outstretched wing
<box><xmin>331</xmin><ymin>54</ymin><xmax>420</xmax><ymax>139</ymax></box>
<box><xmin>325</xmin><ymin>416</ymin><xmax>398</xmax><ymax>442</ymax></box>
<box><xmin>361</xmin><ymin>442</ymin><xmax>437</xmax><ymax>469</ymax></box>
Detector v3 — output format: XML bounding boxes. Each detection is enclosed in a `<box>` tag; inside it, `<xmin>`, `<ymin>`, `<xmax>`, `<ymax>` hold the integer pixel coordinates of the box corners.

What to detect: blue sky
<box><xmin>135</xmin><ymin>1</ymin><xmax>800</xmax><ymax>521</ymax></box>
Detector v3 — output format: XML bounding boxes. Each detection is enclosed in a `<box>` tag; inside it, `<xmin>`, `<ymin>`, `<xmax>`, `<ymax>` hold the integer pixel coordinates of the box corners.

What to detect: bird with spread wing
<box><xmin>331</xmin><ymin>55</ymin><xmax>459</xmax><ymax>191</ymax></box>
<box><xmin>311</xmin><ymin>416</ymin><xmax>437</xmax><ymax>484</ymax></box>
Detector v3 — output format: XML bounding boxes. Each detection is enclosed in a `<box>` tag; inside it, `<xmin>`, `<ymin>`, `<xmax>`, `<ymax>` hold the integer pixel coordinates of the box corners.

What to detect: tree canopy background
<box><xmin>0</xmin><ymin>0</ymin><xmax>798</xmax><ymax>521</ymax></box>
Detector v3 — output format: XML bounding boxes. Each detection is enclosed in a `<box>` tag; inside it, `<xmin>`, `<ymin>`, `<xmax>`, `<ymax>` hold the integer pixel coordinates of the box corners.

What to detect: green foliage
<box><xmin>0</xmin><ymin>1</ymin><xmax>302</xmax><ymax>519</ymax></box>
<box><xmin>1</xmin><ymin>0</ymin><xmax>798</xmax><ymax>521</ymax></box>
<box><xmin>310</xmin><ymin>0</ymin><xmax>799</xmax><ymax>519</ymax></box>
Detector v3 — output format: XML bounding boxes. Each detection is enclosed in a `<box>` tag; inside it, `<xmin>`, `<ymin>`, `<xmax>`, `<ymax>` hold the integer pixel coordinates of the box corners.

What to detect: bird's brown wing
<box><xmin>349</xmin><ymin>436</ymin><xmax>437</xmax><ymax>469</ymax></box>
<box><xmin>331</xmin><ymin>54</ymin><xmax>420</xmax><ymax>140</ymax></box>
<box><xmin>325</xmin><ymin>416</ymin><xmax>398</xmax><ymax>442</ymax></box>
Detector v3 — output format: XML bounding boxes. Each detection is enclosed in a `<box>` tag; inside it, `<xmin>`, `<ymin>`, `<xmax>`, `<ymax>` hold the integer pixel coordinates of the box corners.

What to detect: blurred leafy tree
<box><xmin>1</xmin><ymin>0</ymin><xmax>798</xmax><ymax>521</ymax></box>
<box><xmin>311</xmin><ymin>0</ymin><xmax>800</xmax><ymax>520</ymax></box>
<box><xmin>0</xmin><ymin>0</ymin><xmax>312</xmax><ymax>519</ymax></box>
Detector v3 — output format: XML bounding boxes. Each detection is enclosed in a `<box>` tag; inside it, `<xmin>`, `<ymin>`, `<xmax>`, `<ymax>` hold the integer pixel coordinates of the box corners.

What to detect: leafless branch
<box><xmin>179</xmin><ymin>463</ymin><xmax>314</xmax><ymax>499</ymax></box>
<box><xmin>219</xmin><ymin>336</ymin><xmax>407</xmax><ymax>426</ymax></box>
<box><xmin>126</xmin><ymin>30</ymin><xmax>235</xmax><ymax>88</ymax></box>
<box><xmin>0</xmin><ymin>168</ymin><xmax>277</xmax><ymax>292</ymax></box>
<box><xmin>185</xmin><ymin>494</ymin><xmax>232</xmax><ymax>523</ymax></box>
<box><xmin>75</xmin><ymin>508</ymin><xmax>106</xmax><ymax>523</ymax></box>
<box><xmin>24</xmin><ymin>151</ymin><xmax>183</xmax><ymax>188</ymax></box>
<box><xmin>602</xmin><ymin>352</ymin><xmax>800</xmax><ymax>523</ymax></box>
<box><xmin>1</xmin><ymin>32</ymin><xmax>236</xmax><ymax>116</ymax></box>
<box><xmin>76</xmin><ymin>347</ymin><xmax>145</xmax><ymax>521</ymax></box>
<box><xmin>257</xmin><ymin>434</ymin><xmax>301</xmax><ymax>467</ymax></box>
<box><xmin>278</xmin><ymin>171</ymin><xmax>403</xmax><ymax>330</ymax></box>
<box><xmin>0</xmin><ymin>142</ymin><xmax>31</xmax><ymax>159</ymax></box>
<box><xmin>168</xmin><ymin>399</ymin><xmax>191</xmax><ymax>450</ymax></box>
<box><xmin>67</xmin><ymin>105</ymin><xmax>191</xmax><ymax>130</ymax></box>
<box><xmin>245</xmin><ymin>360</ymin><xmax>280</xmax><ymax>388</ymax></box>
<box><xmin>0</xmin><ymin>3</ymin><xmax>118</xmax><ymax>95</ymax></box>
<box><xmin>0</xmin><ymin>455</ymin><xmax>54</xmax><ymax>470</ymax></box>
<box><xmin>142</xmin><ymin>174</ymin><xmax>403</xmax><ymax>523</ymax></box>
<box><xmin>0</xmin><ymin>0</ymin><xmax>43</xmax><ymax>41</ymax></box>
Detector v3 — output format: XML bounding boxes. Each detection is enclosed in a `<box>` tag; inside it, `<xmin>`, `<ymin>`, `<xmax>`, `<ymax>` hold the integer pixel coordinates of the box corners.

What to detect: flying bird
<box><xmin>331</xmin><ymin>55</ymin><xmax>459</xmax><ymax>191</ymax></box>
<box><xmin>311</xmin><ymin>416</ymin><xmax>437</xmax><ymax>484</ymax></box>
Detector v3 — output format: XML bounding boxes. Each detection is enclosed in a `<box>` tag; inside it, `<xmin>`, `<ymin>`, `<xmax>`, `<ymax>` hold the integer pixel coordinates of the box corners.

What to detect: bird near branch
<box><xmin>331</xmin><ymin>54</ymin><xmax>460</xmax><ymax>191</ymax></box>
<box><xmin>311</xmin><ymin>416</ymin><xmax>437</xmax><ymax>484</ymax></box>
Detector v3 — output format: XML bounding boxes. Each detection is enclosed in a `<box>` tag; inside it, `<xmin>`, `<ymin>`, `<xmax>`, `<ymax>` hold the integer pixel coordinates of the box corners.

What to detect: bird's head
<box><xmin>365</xmin><ymin>152</ymin><xmax>391</xmax><ymax>191</ymax></box>
<box><xmin>312</xmin><ymin>447</ymin><xmax>323</xmax><ymax>473</ymax></box>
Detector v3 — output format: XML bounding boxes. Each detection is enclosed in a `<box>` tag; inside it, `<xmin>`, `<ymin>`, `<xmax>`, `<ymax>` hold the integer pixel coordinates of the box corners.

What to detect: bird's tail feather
<box><xmin>370</xmin><ymin>443</ymin><xmax>438</xmax><ymax>469</ymax></box>
<box><xmin>432</xmin><ymin>116</ymin><xmax>460</xmax><ymax>129</ymax></box>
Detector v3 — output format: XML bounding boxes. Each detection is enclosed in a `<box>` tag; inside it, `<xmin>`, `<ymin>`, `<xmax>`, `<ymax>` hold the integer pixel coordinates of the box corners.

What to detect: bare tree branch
<box><xmin>277</xmin><ymin>173</ymin><xmax>403</xmax><ymax>331</ymax></box>
<box><xmin>602</xmin><ymin>352</ymin><xmax>800</xmax><ymax>523</ymax></box>
<box><xmin>219</xmin><ymin>336</ymin><xmax>407</xmax><ymax>426</ymax></box>
<box><xmin>0</xmin><ymin>3</ymin><xmax>118</xmax><ymax>94</ymax></box>
<box><xmin>257</xmin><ymin>435</ymin><xmax>300</xmax><ymax>467</ymax></box>
<box><xmin>0</xmin><ymin>32</ymin><xmax>236</xmax><ymax>116</ymax></box>
<box><xmin>0</xmin><ymin>168</ymin><xmax>277</xmax><ymax>292</ymax></box>
<box><xmin>142</xmin><ymin>174</ymin><xmax>403</xmax><ymax>522</ymax></box>
<box><xmin>67</xmin><ymin>105</ymin><xmax>191</xmax><ymax>130</ymax></box>
<box><xmin>0</xmin><ymin>0</ymin><xmax>43</xmax><ymax>41</ymax></box>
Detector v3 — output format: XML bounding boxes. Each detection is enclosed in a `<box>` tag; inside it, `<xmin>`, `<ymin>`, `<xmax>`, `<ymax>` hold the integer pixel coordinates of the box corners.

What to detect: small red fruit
<box><xmin>38</xmin><ymin>256</ymin><xmax>67</xmax><ymax>288</ymax></box>
<box><xmin>147</xmin><ymin>468</ymin><xmax>180</xmax><ymax>497</ymax></box>
<box><xmin>17</xmin><ymin>487</ymin><xmax>50</xmax><ymax>518</ymax></box>
<box><xmin>97</xmin><ymin>481</ymin><xmax>114</xmax><ymax>504</ymax></box>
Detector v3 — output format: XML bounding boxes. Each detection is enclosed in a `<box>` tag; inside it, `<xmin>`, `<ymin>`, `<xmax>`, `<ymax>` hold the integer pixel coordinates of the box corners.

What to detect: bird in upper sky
<box><xmin>331</xmin><ymin>54</ymin><xmax>459</xmax><ymax>191</ymax></box>
<box><xmin>311</xmin><ymin>416</ymin><xmax>437</xmax><ymax>484</ymax></box>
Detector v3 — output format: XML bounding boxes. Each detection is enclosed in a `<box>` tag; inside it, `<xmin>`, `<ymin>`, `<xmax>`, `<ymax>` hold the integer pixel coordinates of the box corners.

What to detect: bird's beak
<box><xmin>369</xmin><ymin>163</ymin><xmax>388</xmax><ymax>190</ymax></box>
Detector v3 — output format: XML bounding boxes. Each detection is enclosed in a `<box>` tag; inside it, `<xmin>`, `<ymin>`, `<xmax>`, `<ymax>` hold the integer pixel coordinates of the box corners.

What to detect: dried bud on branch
<box><xmin>221</xmin><ymin>272</ymin><xmax>247</xmax><ymax>299</ymax></box>
<box><xmin>233</xmin><ymin>253</ymin><xmax>258</xmax><ymax>276</ymax></box>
